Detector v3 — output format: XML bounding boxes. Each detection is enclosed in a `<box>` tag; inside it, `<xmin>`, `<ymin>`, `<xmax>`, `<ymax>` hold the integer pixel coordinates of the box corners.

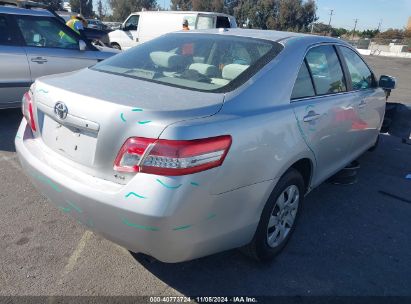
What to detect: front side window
<box><xmin>92</xmin><ymin>33</ymin><xmax>283</xmax><ymax>92</ymax></box>
<box><xmin>0</xmin><ymin>15</ymin><xmax>14</xmax><ymax>45</ymax></box>
<box><xmin>306</xmin><ymin>45</ymin><xmax>346</xmax><ymax>95</ymax></box>
<box><xmin>15</xmin><ymin>16</ymin><xmax>79</xmax><ymax>49</ymax></box>
<box><xmin>340</xmin><ymin>47</ymin><xmax>375</xmax><ymax>90</ymax></box>
<box><xmin>291</xmin><ymin>60</ymin><xmax>315</xmax><ymax>100</ymax></box>
<box><xmin>124</xmin><ymin>15</ymin><xmax>139</xmax><ymax>31</ymax></box>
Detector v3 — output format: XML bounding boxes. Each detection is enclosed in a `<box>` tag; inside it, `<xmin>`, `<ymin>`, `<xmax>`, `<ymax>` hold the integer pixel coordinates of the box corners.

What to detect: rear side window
<box><xmin>340</xmin><ymin>47</ymin><xmax>375</xmax><ymax>90</ymax></box>
<box><xmin>92</xmin><ymin>33</ymin><xmax>283</xmax><ymax>93</ymax></box>
<box><xmin>306</xmin><ymin>45</ymin><xmax>346</xmax><ymax>95</ymax></box>
<box><xmin>216</xmin><ymin>16</ymin><xmax>231</xmax><ymax>28</ymax></box>
<box><xmin>291</xmin><ymin>60</ymin><xmax>315</xmax><ymax>100</ymax></box>
<box><xmin>0</xmin><ymin>15</ymin><xmax>14</xmax><ymax>45</ymax></box>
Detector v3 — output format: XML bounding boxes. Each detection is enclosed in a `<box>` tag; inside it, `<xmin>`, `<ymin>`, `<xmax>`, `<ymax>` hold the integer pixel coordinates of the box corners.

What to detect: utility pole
<box><xmin>377</xmin><ymin>19</ymin><xmax>382</xmax><ymax>32</ymax></box>
<box><xmin>311</xmin><ymin>13</ymin><xmax>316</xmax><ymax>34</ymax></box>
<box><xmin>352</xmin><ymin>19</ymin><xmax>358</xmax><ymax>39</ymax></box>
<box><xmin>327</xmin><ymin>9</ymin><xmax>334</xmax><ymax>35</ymax></box>
<box><xmin>328</xmin><ymin>9</ymin><xmax>334</xmax><ymax>28</ymax></box>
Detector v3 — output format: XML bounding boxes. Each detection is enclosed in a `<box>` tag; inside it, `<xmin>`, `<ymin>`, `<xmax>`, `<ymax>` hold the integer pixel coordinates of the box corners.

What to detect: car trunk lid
<box><xmin>32</xmin><ymin>68</ymin><xmax>224</xmax><ymax>184</ymax></box>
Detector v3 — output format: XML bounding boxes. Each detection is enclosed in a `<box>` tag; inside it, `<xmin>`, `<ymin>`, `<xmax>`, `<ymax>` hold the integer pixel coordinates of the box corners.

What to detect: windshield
<box><xmin>92</xmin><ymin>33</ymin><xmax>283</xmax><ymax>92</ymax></box>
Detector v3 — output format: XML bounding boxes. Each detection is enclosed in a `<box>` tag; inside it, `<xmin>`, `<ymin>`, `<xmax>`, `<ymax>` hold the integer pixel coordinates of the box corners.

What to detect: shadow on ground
<box><xmin>131</xmin><ymin>135</ymin><xmax>411</xmax><ymax>297</ymax></box>
<box><xmin>0</xmin><ymin>108</ymin><xmax>22</xmax><ymax>152</ymax></box>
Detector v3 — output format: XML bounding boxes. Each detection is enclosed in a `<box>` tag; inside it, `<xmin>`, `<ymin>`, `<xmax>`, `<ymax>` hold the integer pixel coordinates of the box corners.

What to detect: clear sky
<box><xmin>130</xmin><ymin>0</ymin><xmax>411</xmax><ymax>31</ymax></box>
<box><xmin>315</xmin><ymin>0</ymin><xmax>411</xmax><ymax>31</ymax></box>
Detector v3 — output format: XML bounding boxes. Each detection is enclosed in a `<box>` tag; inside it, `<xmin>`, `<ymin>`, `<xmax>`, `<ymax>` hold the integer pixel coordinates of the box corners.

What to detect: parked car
<box><xmin>15</xmin><ymin>29</ymin><xmax>396</xmax><ymax>263</ymax></box>
<box><xmin>0</xmin><ymin>6</ymin><xmax>118</xmax><ymax>109</ymax></box>
<box><xmin>103</xmin><ymin>21</ymin><xmax>122</xmax><ymax>31</ymax></box>
<box><xmin>57</xmin><ymin>11</ymin><xmax>111</xmax><ymax>46</ymax></box>
<box><xmin>86</xmin><ymin>18</ymin><xmax>109</xmax><ymax>31</ymax></box>
<box><xmin>108</xmin><ymin>11</ymin><xmax>237</xmax><ymax>50</ymax></box>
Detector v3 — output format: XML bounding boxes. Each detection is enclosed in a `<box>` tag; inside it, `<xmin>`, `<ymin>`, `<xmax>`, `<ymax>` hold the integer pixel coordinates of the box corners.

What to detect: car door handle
<box><xmin>358</xmin><ymin>100</ymin><xmax>367</xmax><ymax>108</ymax></box>
<box><xmin>31</xmin><ymin>57</ymin><xmax>48</xmax><ymax>64</ymax></box>
<box><xmin>303</xmin><ymin>112</ymin><xmax>321</xmax><ymax>122</ymax></box>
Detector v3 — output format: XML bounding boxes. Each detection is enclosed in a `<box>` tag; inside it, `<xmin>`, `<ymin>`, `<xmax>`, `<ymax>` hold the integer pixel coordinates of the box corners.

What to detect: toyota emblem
<box><xmin>54</xmin><ymin>102</ymin><xmax>68</xmax><ymax>120</ymax></box>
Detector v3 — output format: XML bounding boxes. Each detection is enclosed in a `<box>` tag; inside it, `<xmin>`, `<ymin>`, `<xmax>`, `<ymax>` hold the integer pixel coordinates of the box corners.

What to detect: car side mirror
<box><xmin>379</xmin><ymin>75</ymin><xmax>396</xmax><ymax>90</ymax></box>
<box><xmin>79</xmin><ymin>40</ymin><xmax>87</xmax><ymax>51</ymax></box>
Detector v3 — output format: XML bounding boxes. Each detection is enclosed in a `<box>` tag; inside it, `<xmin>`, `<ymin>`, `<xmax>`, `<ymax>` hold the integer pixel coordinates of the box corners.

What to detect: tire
<box><xmin>242</xmin><ymin>169</ymin><xmax>305</xmax><ymax>261</ymax></box>
<box><xmin>111</xmin><ymin>43</ymin><xmax>121</xmax><ymax>50</ymax></box>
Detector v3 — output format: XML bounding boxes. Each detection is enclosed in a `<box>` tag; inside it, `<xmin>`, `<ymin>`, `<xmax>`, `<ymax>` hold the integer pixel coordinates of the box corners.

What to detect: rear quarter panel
<box><xmin>160</xmin><ymin>46</ymin><xmax>316</xmax><ymax>198</ymax></box>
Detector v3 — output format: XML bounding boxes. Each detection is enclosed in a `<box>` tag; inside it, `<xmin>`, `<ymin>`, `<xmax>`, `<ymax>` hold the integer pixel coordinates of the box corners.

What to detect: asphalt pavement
<box><xmin>0</xmin><ymin>55</ymin><xmax>410</xmax><ymax>298</ymax></box>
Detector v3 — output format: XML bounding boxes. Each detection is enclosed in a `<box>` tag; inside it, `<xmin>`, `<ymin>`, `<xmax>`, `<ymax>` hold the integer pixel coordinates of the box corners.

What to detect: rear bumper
<box><xmin>15</xmin><ymin>119</ymin><xmax>275</xmax><ymax>262</ymax></box>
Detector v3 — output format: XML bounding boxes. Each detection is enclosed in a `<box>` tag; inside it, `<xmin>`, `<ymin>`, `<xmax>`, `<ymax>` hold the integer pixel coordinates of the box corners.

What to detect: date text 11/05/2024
<box><xmin>149</xmin><ymin>296</ymin><xmax>258</xmax><ymax>303</ymax></box>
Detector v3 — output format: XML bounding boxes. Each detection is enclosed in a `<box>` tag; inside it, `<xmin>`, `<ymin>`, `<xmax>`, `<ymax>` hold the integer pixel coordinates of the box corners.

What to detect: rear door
<box><xmin>14</xmin><ymin>15</ymin><xmax>98</xmax><ymax>80</ymax></box>
<box><xmin>0</xmin><ymin>13</ymin><xmax>31</xmax><ymax>108</ymax></box>
<box><xmin>337</xmin><ymin>46</ymin><xmax>386</xmax><ymax>154</ymax></box>
<box><xmin>292</xmin><ymin>44</ymin><xmax>358</xmax><ymax>185</ymax></box>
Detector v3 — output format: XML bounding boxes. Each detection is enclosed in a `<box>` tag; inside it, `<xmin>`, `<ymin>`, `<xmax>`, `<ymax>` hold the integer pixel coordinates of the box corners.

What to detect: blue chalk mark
<box><xmin>59</xmin><ymin>206</ymin><xmax>71</xmax><ymax>213</ymax></box>
<box><xmin>37</xmin><ymin>88</ymin><xmax>49</xmax><ymax>94</ymax></box>
<box><xmin>156</xmin><ymin>179</ymin><xmax>182</xmax><ymax>189</ymax></box>
<box><xmin>190</xmin><ymin>182</ymin><xmax>200</xmax><ymax>187</ymax></box>
<box><xmin>66</xmin><ymin>200</ymin><xmax>82</xmax><ymax>213</ymax></box>
<box><xmin>125</xmin><ymin>192</ymin><xmax>147</xmax><ymax>199</ymax></box>
<box><xmin>173</xmin><ymin>224</ymin><xmax>192</xmax><ymax>231</ymax></box>
<box><xmin>120</xmin><ymin>113</ymin><xmax>126</xmax><ymax>122</ymax></box>
<box><xmin>36</xmin><ymin>175</ymin><xmax>62</xmax><ymax>193</ymax></box>
<box><xmin>121</xmin><ymin>217</ymin><xmax>159</xmax><ymax>231</ymax></box>
<box><xmin>206</xmin><ymin>213</ymin><xmax>216</xmax><ymax>220</ymax></box>
<box><xmin>137</xmin><ymin>120</ymin><xmax>152</xmax><ymax>125</ymax></box>
<box><xmin>15</xmin><ymin>134</ymin><xmax>21</xmax><ymax>139</ymax></box>
<box><xmin>132</xmin><ymin>108</ymin><xmax>143</xmax><ymax>112</ymax></box>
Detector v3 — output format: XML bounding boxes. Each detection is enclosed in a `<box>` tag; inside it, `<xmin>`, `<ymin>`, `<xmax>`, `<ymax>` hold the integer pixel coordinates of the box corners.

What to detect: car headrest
<box><xmin>188</xmin><ymin>63</ymin><xmax>219</xmax><ymax>78</ymax></box>
<box><xmin>150</xmin><ymin>51</ymin><xmax>185</xmax><ymax>69</ymax></box>
<box><xmin>222</xmin><ymin>64</ymin><xmax>249</xmax><ymax>80</ymax></box>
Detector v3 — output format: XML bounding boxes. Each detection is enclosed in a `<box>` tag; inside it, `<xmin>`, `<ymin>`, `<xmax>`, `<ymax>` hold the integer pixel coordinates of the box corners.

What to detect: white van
<box><xmin>108</xmin><ymin>11</ymin><xmax>237</xmax><ymax>50</ymax></box>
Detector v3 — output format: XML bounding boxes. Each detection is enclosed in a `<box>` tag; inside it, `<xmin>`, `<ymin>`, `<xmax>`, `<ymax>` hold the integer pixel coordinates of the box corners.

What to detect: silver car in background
<box><xmin>0</xmin><ymin>6</ymin><xmax>118</xmax><ymax>109</ymax></box>
<box><xmin>16</xmin><ymin>29</ymin><xmax>395</xmax><ymax>262</ymax></box>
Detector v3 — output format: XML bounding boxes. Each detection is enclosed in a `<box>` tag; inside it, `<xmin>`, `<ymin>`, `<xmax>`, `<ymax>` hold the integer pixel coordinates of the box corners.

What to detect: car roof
<box><xmin>174</xmin><ymin>28</ymin><xmax>347</xmax><ymax>45</ymax></box>
<box><xmin>130</xmin><ymin>11</ymin><xmax>233</xmax><ymax>17</ymax></box>
<box><xmin>0</xmin><ymin>6</ymin><xmax>53</xmax><ymax>16</ymax></box>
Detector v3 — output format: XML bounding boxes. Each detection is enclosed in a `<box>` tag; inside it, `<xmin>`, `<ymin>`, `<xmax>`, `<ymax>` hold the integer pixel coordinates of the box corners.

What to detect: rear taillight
<box><xmin>22</xmin><ymin>92</ymin><xmax>36</xmax><ymax>132</ymax></box>
<box><xmin>114</xmin><ymin>135</ymin><xmax>232</xmax><ymax>176</ymax></box>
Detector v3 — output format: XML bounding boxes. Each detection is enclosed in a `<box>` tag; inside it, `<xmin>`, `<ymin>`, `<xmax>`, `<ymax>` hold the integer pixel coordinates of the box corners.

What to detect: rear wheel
<box><xmin>243</xmin><ymin>169</ymin><xmax>304</xmax><ymax>261</ymax></box>
<box><xmin>111</xmin><ymin>43</ymin><xmax>121</xmax><ymax>50</ymax></box>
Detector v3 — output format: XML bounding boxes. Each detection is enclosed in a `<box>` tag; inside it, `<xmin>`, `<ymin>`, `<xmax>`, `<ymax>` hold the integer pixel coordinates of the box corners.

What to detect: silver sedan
<box><xmin>16</xmin><ymin>29</ymin><xmax>395</xmax><ymax>262</ymax></box>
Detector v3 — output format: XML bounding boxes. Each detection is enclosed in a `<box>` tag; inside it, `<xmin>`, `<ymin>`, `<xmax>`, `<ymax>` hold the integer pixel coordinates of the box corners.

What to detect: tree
<box><xmin>33</xmin><ymin>0</ymin><xmax>62</xmax><ymax>10</ymax></box>
<box><xmin>376</xmin><ymin>29</ymin><xmax>404</xmax><ymax>40</ymax></box>
<box><xmin>70</xmin><ymin>0</ymin><xmax>94</xmax><ymax>17</ymax></box>
<box><xmin>171</xmin><ymin>0</ymin><xmax>192</xmax><ymax>10</ymax></box>
<box><xmin>360</xmin><ymin>29</ymin><xmax>379</xmax><ymax>39</ymax></box>
<box><xmin>109</xmin><ymin>0</ymin><xmax>158</xmax><ymax>21</ymax></box>
<box><xmin>97</xmin><ymin>0</ymin><xmax>104</xmax><ymax>18</ymax></box>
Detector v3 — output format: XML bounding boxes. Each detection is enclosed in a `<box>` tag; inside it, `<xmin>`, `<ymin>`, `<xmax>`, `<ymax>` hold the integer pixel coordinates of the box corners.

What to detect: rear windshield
<box><xmin>92</xmin><ymin>33</ymin><xmax>283</xmax><ymax>92</ymax></box>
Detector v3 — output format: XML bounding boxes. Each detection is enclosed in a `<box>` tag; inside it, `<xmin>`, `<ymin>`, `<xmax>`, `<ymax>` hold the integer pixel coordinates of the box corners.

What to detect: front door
<box><xmin>0</xmin><ymin>14</ymin><xmax>31</xmax><ymax>108</ymax></box>
<box><xmin>14</xmin><ymin>15</ymin><xmax>97</xmax><ymax>80</ymax></box>
<box><xmin>291</xmin><ymin>45</ymin><xmax>357</xmax><ymax>186</ymax></box>
<box><xmin>121</xmin><ymin>15</ymin><xmax>140</xmax><ymax>48</ymax></box>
